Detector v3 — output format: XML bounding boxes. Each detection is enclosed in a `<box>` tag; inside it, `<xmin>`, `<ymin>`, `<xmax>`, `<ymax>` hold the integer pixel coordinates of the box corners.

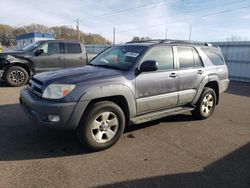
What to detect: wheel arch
<box><xmin>192</xmin><ymin>75</ymin><xmax>220</xmax><ymax>105</ymax></box>
<box><xmin>4</xmin><ymin>62</ymin><xmax>32</xmax><ymax>77</ymax></box>
<box><xmin>204</xmin><ymin>81</ymin><xmax>219</xmax><ymax>105</ymax></box>
<box><xmin>83</xmin><ymin>95</ymin><xmax>130</xmax><ymax>127</ymax></box>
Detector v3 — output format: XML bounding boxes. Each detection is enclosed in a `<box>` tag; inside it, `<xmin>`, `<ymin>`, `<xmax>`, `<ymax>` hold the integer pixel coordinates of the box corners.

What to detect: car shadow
<box><xmin>0</xmin><ymin>103</ymin><xmax>196</xmax><ymax>161</ymax></box>
<box><xmin>226</xmin><ymin>81</ymin><xmax>250</xmax><ymax>97</ymax></box>
<box><xmin>0</xmin><ymin>103</ymin><xmax>91</xmax><ymax>161</ymax></box>
<box><xmin>98</xmin><ymin>142</ymin><xmax>250</xmax><ymax>188</ymax></box>
<box><xmin>0</xmin><ymin>79</ymin><xmax>9</xmax><ymax>87</ymax></box>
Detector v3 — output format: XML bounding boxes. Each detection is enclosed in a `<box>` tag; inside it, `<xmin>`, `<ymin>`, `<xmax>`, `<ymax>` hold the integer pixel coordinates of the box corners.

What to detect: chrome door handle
<box><xmin>197</xmin><ymin>70</ymin><xmax>204</xmax><ymax>74</ymax></box>
<box><xmin>170</xmin><ymin>73</ymin><xmax>177</xmax><ymax>78</ymax></box>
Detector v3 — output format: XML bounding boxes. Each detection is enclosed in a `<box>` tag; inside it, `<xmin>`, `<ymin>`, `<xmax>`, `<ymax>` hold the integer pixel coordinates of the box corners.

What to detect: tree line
<box><xmin>0</xmin><ymin>24</ymin><xmax>111</xmax><ymax>46</ymax></box>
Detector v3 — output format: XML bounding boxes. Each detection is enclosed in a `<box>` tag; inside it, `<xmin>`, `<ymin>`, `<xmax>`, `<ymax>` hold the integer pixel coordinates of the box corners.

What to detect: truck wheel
<box><xmin>192</xmin><ymin>87</ymin><xmax>216</xmax><ymax>120</ymax></box>
<box><xmin>77</xmin><ymin>101</ymin><xmax>125</xmax><ymax>151</ymax></box>
<box><xmin>4</xmin><ymin>66</ymin><xmax>29</xmax><ymax>87</ymax></box>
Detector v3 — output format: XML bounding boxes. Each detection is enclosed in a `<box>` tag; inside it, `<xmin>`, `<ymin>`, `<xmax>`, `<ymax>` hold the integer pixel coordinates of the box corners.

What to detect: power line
<box><xmin>85</xmin><ymin>0</ymin><xmax>167</xmax><ymax>19</ymax></box>
<box><xmin>87</xmin><ymin>0</ymin><xmax>248</xmax><ymax>33</ymax></box>
<box><xmin>103</xmin><ymin>4</ymin><xmax>250</xmax><ymax>36</ymax></box>
<box><xmin>102</xmin><ymin>0</ymin><xmax>248</xmax><ymax>28</ymax></box>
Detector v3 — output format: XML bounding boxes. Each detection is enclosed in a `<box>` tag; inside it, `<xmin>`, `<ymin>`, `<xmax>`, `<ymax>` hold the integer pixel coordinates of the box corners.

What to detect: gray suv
<box><xmin>20</xmin><ymin>40</ymin><xmax>229</xmax><ymax>151</ymax></box>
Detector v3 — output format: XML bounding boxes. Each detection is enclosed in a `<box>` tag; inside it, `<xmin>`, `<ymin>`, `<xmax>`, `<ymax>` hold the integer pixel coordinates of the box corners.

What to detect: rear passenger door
<box><xmin>63</xmin><ymin>42</ymin><xmax>87</xmax><ymax>68</ymax></box>
<box><xmin>176</xmin><ymin>46</ymin><xmax>205</xmax><ymax>105</ymax></box>
<box><xmin>135</xmin><ymin>46</ymin><xmax>179</xmax><ymax>114</ymax></box>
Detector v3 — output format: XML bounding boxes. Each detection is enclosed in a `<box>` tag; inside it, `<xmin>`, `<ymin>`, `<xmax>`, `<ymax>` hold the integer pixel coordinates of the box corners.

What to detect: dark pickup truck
<box><xmin>0</xmin><ymin>40</ymin><xmax>90</xmax><ymax>86</ymax></box>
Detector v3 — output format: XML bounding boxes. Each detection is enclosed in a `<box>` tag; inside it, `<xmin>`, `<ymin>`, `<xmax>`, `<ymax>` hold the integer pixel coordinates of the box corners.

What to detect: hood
<box><xmin>0</xmin><ymin>50</ymin><xmax>30</xmax><ymax>59</ymax></box>
<box><xmin>33</xmin><ymin>65</ymin><xmax>123</xmax><ymax>85</ymax></box>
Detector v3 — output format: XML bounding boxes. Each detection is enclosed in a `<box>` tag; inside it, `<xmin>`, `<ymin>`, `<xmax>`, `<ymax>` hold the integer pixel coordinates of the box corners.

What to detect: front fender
<box><xmin>79</xmin><ymin>84</ymin><xmax>136</xmax><ymax>117</ymax></box>
<box><xmin>1</xmin><ymin>55</ymin><xmax>34</xmax><ymax>75</ymax></box>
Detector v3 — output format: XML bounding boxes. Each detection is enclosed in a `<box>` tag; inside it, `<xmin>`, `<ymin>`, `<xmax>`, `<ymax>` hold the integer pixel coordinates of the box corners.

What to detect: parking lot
<box><xmin>0</xmin><ymin>80</ymin><xmax>249</xmax><ymax>188</ymax></box>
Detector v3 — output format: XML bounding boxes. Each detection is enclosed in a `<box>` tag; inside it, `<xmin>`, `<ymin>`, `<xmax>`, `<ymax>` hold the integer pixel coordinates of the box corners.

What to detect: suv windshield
<box><xmin>22</xmin><ymin>41</ymin><xmax>44</xmax><ymax>52</ymax></box>
<box><xmin>89</xmin><ymin>45</ymin><xmax>146</xmax><ymax>70</ymax></box>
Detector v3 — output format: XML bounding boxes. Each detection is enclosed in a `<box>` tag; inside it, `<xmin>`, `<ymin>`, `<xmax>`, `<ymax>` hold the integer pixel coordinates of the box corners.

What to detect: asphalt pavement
<box><xmin>0</xmin><ymin>80</ymin><xmax>249</xmax><ymax>188</ymax></box>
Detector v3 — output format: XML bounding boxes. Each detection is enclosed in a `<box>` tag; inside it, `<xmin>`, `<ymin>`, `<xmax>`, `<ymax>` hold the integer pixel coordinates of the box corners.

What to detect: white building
<box><xmin>16</xmin><ymin>32</ymin><xmax>54</xmax><ymax>49</ymax></box>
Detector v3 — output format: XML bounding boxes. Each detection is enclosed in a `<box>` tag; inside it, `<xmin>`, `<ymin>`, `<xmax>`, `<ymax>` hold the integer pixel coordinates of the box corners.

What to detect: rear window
<box><xmin>65</xmin><ymin>43</ymin><xmax>82</xmax><ymax>54</ymax></box>
<box><xmin>202</xmin><ymin>48</ymin><xmax>225</xmax><ymax>65</ymax></box>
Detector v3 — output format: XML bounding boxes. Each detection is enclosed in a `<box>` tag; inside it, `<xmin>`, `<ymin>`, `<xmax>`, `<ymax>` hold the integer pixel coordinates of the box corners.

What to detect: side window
<box><xmin>40</xmin><ymin>42</ymin><xmax>60</xmax><ymax>55</ymax></box>
<box><xmin>65</xmin><ymin>43</ymin><xmax>82</xmax><ymax>54</ymax></box>
<box><xmin>40</xmin><ymin>43</ymin><xmax>48</xmax><ymax>53</ymax></box>
<box><xmin>202</xmin><ymin>48</ymin><xmax>225</xmax><ymax>65</ymax></box>
<box><xmin>177</xmin><ymin>47</ymin><xmax>195</xmax><ymax>69</ymax></box>
<box><xmin>192</xmin><ymin>49</ymin><xmax>204</xmax><ymax>68</ymax></box>
<box><xmin>142</xmin><ymin>46</ymin><xmax>174</xmax><ymax>70</ymax></box>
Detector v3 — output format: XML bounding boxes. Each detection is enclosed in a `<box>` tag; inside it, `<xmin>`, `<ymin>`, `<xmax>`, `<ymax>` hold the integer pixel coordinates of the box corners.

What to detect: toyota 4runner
<box><xmin>20</xmin><ymin>40</ymin><xmax>229</xmax><ymax>151</ymax></box>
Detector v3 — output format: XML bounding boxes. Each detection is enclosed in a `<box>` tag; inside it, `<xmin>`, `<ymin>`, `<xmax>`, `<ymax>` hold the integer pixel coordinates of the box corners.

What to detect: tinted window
<box><xmin>89</xmin><ymin>45</ymin><xmax>146</xmax><ymax>70</ymax></box>
<box><xmin>66</xmin><ymin>43</ymin><xmax>82</xmax><ymax>54</ymax></box>
<box><xmin>40</xmin><ymin>42</ymin><xmax>60</xmax><ymax>54</ymax></box>
<box><xmin>202</xmin><ymin>48</ymin><xmax>225</xmax><ymax>65</ymax></box>
<box><xmin>177</xmin><ymin>47</ymin><xmax>195</xmax><ymax>69</ymax></box>
<box><xmin>142</xmin><ymin>47</ymin><xmax>174</xmax><ymax>70</ymax></box>
<box><xmin>192</xmin><ymin>49</ymin><xmax>203</xmax><ymax>67</ymax></box>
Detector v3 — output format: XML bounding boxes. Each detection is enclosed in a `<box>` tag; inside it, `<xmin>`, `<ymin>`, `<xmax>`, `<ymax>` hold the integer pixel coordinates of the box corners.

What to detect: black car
<box><xmin>0</xmin><ymin>40</ymin><xmax>88</xmax><ymax>86</ymax></box>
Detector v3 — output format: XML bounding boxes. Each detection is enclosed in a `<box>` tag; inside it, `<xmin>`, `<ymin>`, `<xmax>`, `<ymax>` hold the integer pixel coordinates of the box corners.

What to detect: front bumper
<box><xmin>0</xmin><ymin>70</ymin><xmax>4</xmax><ymax>78</ymax></box>
<box><xmin>20</xmin><ymin>88</ymin><xmax>88</xmax><ymax>129</ymax></box>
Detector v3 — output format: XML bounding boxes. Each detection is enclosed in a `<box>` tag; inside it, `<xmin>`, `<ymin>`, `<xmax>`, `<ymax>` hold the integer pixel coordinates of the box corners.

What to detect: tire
<box><xmin>76</xmin><ymin>101</ymin><xmax>126</xmax><ymax>151</ymax></box>
<box><xmin>192</xmin><ymin>87</ymin><xmax>217</xmax><ymax>120</ymax></box>
<box><xmin>4</xmin><ymin>66</ymin><xmax>29</xmax><ymax>87</ymax></box>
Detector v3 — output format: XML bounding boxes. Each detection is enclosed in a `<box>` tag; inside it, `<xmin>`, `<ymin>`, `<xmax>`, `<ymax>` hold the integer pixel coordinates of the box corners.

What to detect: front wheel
<box><xmin>76</xmin><ymin>101</ymin><xmax>125</xmax><ymax>151</ymax></box>
<box><xmin>4</xmin><ymin>66</ymin><xmax>29</xmax><ymax>87</ymax></box>
<box><xmin>192</xmin><ymin>87</ymin><xmax>216</xmax><ymax>120</ymax></box>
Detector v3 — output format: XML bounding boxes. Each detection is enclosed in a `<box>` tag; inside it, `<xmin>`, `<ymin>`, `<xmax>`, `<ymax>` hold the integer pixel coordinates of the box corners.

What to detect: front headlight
<box><xmin>42</xmin><ymin>84</ymin><xmax>76</xmax><ymax>99</ymax></box>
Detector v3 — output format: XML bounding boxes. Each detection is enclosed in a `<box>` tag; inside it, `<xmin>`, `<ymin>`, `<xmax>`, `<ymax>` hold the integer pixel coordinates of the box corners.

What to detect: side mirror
<box><xmin>34</xmin><ymin>49</ymin><xmax>44</xmax><ymax>56</ymax></box>
<box><xmin>139</xmin><ymin>60</ymin><xmax>158</xmax><ymax>72</ymax></box>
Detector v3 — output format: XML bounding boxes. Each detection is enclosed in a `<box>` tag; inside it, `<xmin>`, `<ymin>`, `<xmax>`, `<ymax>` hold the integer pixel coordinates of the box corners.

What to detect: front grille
<box><xmin>28</xmin><ymin>78</ymin><xmax>44</xmax><ymax>97</ymax></box>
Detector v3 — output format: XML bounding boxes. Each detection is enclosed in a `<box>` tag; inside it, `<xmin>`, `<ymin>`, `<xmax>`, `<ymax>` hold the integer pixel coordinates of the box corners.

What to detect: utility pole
<box><xmin>113</xmin><ymin>27</ymin><xmax>116</xmax><ymax>45</ymax></box>
<box><xmin>76</xmin><ymin>18</ymin><xmax>80</xmax><ymax>42</ymax></box>
<box><xmin>189</xmin><ymin>24</ymin><xmax>192</xmax><ymax>41</ymax></box>
<box><xmin>165</xmin><ymin>27</ymin><xmax>168</xmax><ymax>39</ymax></box>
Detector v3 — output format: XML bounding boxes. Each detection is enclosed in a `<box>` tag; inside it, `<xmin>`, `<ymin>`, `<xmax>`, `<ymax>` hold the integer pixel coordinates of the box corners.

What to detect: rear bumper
<box><xmin>219</xmin><ymin>79</ymin><xmax>230</xmax><ymax>93</ymax></box>
<box><xmin>20</xmin><ymin>88</ymin><xmax>88</xmax><ymax>129</ymax></box>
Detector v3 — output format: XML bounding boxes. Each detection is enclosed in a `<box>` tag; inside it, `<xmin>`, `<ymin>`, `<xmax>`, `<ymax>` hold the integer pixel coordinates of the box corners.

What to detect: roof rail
<box><xmin>159</xmin><ymin>39</ymin><xmax>213</xmax><ymax>46</ymax></box>
<box><xmin>126</xmin><ymin>39</ymin><xmax>162</xmax><ymax>44</ymax></box>
<box><xmin>127</xmin><ymin>39</ymin><xmax>213</xmax><ymax>46</ymax></box>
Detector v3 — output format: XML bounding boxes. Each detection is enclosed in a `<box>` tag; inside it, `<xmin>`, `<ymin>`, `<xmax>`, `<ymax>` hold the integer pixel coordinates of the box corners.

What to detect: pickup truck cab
<box><xmin>0</xmin><ymin>40</ymin><xmax>88</xmax><ymax>86</ymax></box>
<box><xmin>20</xmin><ymin>39</ymin><xmax>229</xmax><ymax>151</ymax></box>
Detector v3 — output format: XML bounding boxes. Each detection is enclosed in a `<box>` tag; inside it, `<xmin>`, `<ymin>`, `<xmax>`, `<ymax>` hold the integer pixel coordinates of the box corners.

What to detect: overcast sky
<box><xmin>1</xmin><ymin>0</ymin><xmax>250</xmax><ymax>43</ymax></box>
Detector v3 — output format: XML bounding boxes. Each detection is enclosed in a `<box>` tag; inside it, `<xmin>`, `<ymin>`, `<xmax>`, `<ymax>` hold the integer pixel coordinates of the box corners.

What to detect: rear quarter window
<box><xmin>65</xmin><ymin>43</ymin><xmax>82</xmax><ymax>54</ymax></box>
<box><xmin>202</xmin><ymin>48</ymin><xmax>225</xmax><ymax>65</ymax></box>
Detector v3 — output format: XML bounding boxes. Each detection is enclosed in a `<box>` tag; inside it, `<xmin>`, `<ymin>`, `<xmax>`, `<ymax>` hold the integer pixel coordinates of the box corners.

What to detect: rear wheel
<box><xmin>192</xmin><ymin>87</ymin><xmax>216</xmax><ymax>120</ymax></box>
<box><xmin>4</xmin><ymin>66</ymin><xmax>29</xmax><ymax>87</ymax></box>
<box><xmin>76</xmin><ymin>101</ymin><xmax>125</xmax><ymax>151</ymax></box>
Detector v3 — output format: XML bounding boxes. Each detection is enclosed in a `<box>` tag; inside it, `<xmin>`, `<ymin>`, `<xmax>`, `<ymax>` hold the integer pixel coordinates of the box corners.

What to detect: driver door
<box><xmin>31</xmin><ymin>42</ymin><xmax>64</xmax><ymax>72</ymax></box>
<box><xmin>135</xmin><ymin>46</ymin><xmax>179</xmax><ymax>114</ymax></box>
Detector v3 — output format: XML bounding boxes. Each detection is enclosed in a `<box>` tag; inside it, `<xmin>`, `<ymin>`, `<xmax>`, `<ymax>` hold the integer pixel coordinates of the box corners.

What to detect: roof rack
<box><xmin>160</xmin><ymin>39</ymin><xmax>213</xmax><ymax>46</ymax></box>
<box><xmin>127</xmin><ymin>39</ymin><xmax>213</xmax><ymax>46</ymax></box>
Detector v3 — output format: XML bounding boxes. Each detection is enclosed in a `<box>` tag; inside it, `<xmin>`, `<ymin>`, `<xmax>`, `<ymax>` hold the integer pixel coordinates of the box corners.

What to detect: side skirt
<box><xmin>130</xmin><ymin>106</ymin><xmax>195</xmax><ymax>125</ymax></box>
